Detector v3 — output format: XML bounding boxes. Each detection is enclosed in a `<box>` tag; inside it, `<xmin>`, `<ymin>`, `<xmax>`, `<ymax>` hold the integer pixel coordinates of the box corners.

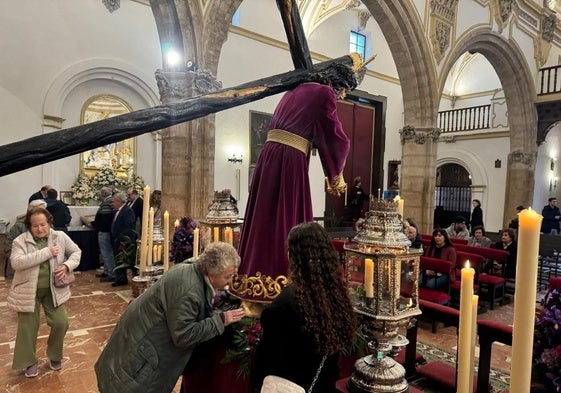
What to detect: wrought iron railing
<box><xmin>538</xmin><ymin>64</ymin><xmax>561</xmax><ymax>95</ymax></box>
<box><xmin>437</xmin><ymin>104</ymin><xmax>491</xmax><ymax>133</ymax></box>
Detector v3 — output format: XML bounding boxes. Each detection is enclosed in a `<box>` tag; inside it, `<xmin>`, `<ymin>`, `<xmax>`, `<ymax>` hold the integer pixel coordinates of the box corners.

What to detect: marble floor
<box><xmin>0</xmin><ymin>270</ymin><xmax>516</xmax><ymax>393</ymax></box>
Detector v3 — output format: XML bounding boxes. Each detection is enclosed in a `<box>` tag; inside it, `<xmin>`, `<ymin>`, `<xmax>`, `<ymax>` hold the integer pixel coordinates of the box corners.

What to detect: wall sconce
<box><xmin>227</xmin><ymin>154</ymin><xmax>243</xmax><ymax>164</ymax></box>
<box><xmin>494</xmin><ymin>159</ymin><xmax>501</xmax><ymax>168</ymax></box>
<box><xmin>555</xmin><ymin>177</ymin><xmax>558</xmax><ymax>191</ymax></box>
<box><xmin>551</xmin><ymin>158</ymin><xmax>556</xmax><ymax>172</ymax></box>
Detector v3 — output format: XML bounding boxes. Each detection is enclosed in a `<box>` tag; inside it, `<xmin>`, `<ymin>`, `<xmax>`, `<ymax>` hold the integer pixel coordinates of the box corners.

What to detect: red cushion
<box><xmin>417</xmin><ymin>361</ymin><xmax>477</xmax><ymax>392</ymax></box>
<box><xmin>419</xmin><ymin>298</ymin><xmax>460</xmax><ymax>317</ymax></box>
<box><xmin>549</xmin><ymin>277</ymin><xmax>561</xmax><ymax>290</ymax></box>
<box><xmin>331</xmin><ymin>239</ymin><xmax>346</xmax><ymax>253</ymax></box>
<box><xmin>419</xmin><ymin>288</ymin><xmax>450</xmax><ymax>304</ymax></box>
<box><xmin>479</xmin><ymin>274</ymin><xmax>505</xmax><ymax>285</ymax></box>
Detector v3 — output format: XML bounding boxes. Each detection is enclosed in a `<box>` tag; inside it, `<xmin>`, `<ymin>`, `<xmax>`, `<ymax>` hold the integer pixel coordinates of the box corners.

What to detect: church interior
<box><xmin>2</xmin><ymin>0</ymin><xmax>561</xmax><ymax>392</ymax></box>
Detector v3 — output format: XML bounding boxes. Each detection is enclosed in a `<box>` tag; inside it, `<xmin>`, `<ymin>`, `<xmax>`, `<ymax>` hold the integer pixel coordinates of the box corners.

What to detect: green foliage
<box><xmin>221</xmin><ymin>317</ymin><xmax>262</xmax><ymax>379</ymax></box>
<box><xmin>114</xmin><ymin>233</ymin><xmax>138</xmax><ymax>275</ymax></box>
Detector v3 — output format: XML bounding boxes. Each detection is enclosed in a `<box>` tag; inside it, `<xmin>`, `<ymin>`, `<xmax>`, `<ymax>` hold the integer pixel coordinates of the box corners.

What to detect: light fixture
<box><xmin>494</xmin><ymin>159</ymin><xmax>501</xmax><ymax>168</ymax></box>
<box><xmin>227</xmin><ymin>154</ymin><xmax>243</xmax><ymax>164</ymax></box>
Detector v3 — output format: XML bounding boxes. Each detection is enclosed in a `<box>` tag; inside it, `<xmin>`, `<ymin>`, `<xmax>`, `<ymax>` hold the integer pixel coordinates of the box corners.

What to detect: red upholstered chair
<box><xmin>450</xmin><ymin>237</ymin><xmax>468</xmax><ymax>245</ymax></box>
<box><xmin>419</xmin><ymin>256</ymin><xmax>455</xmax><ymax>305</ymax></box>
<box><xmin>476</xmin><ymin>319</ymin><xmax>512</xmax><ymax>393</ymax></box>
<box><xmin>451</xmin><ymin>251</ymin><xmax>484</xmax><ymax>301</ymax></box>
<box><xmin>453</xmin><ymin>244</ymin><xmax>508</xmax><ymax>309</ymax></box>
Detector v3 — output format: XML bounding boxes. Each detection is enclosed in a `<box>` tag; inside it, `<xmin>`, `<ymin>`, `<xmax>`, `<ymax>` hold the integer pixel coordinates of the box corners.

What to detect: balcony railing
<box><xmin>539</xmin><ymin>64</ymin><xmax>561</xmax><ymax>95</ymax></box>
<box><xmin>437</xmin><ymin>104</ymin><xmax>491</xmax><ymax>133</ymax></box>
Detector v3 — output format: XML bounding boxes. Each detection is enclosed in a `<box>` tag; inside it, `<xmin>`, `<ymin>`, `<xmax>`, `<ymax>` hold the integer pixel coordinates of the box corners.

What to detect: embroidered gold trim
<box><xmin>267</xmin><ymin>129</ymin><xmax>310</xmax><ymax>155</ymax></box>
<box><xmin>325</xmin><ymin>172</ymin><xmax>347</xmax><ymax>196</ymax></box>
<box><xmin>231</xmin><ymin>272</ymin><xmax>289</xmax><ymax>301</ymax></box>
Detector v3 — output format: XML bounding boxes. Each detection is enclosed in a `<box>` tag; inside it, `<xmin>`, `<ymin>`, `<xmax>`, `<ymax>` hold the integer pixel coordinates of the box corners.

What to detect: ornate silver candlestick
<box><xmin>345</xmin><ymin>196</ymin><xmax>422</xmax><ymax>393</ymax></box>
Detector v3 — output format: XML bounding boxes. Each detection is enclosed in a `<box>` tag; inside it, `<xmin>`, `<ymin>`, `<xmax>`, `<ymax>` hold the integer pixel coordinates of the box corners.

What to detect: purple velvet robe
<box><xmin>234</xmin><ymin>83</ymin><xmax>350</xmax><ymax>302</ymax></box>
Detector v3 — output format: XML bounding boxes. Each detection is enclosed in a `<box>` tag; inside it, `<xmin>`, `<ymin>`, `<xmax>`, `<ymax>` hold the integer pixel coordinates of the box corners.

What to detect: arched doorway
<box><xmin>434</xmin><ymin>163</ymin><xmax>472</xmax><ymax>228</ymax></box>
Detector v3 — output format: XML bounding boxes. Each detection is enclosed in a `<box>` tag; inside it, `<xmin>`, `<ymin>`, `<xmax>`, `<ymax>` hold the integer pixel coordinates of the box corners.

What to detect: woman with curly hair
<box><xmin>251</xmin><ymin>221</ymin><xmax>357</xmax><ymax>393</ymax></box>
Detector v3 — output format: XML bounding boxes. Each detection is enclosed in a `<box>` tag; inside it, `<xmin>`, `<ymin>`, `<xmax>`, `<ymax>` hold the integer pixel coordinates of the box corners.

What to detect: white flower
<box><xmin>71</xmin><ymin>173</ymin><xmax>95</xmax><ymax>200</ymax></box>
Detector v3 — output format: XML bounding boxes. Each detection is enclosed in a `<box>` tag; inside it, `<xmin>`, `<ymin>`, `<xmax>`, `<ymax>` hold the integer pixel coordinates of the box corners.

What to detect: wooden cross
<box><xmin>0</xmin><ymin>0</ymin><xmax>354</xmax><ymax>177</ymax></box>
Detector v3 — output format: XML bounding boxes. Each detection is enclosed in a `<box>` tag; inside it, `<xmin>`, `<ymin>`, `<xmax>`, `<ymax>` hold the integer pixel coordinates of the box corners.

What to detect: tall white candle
<box><xmin>147</xmin><ymin>207</ymin><xmax>154</xmax><ymax>267</ymax></box>
<box><xmin>139</xmin><ymin>185</ymin><xmax>150</xmax><ymax>273</ymax></box>
<box><xmin>163</xmin><ymin>211</ymin><xmax>169</xmax><ymax>272</ymax></box>
<box><xmin>457</xmin><ymin>261</ymin><xmax>474</xmax><ymax>393</ymax></box>
<box><xmin>193</xmin><ymin>227</ymin><xmax>200</xmax><ymax>257</ymax></box>
<box><xmin>509</xmin><ymin>208</ymin><xmax>542</xmax><ymax>393</ymax></box>
<box><xmin>468</xmin><ymin>295</ymin><xmax>479</xmax><ymax>393</ymax></box>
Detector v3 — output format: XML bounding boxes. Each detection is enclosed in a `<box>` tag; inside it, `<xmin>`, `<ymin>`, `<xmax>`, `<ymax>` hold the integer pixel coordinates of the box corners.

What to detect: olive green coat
<box><xmin>95</xmin><ymin>263</ymin><xmax>224</xmax><ymax>393</ymax></box>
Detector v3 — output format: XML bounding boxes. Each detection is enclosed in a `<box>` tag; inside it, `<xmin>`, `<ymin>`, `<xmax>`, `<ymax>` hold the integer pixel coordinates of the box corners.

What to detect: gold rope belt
<box><xmin>266</xmin><ymin>129</ymin><xmax>310</xmax><ymax>155</ymax></box>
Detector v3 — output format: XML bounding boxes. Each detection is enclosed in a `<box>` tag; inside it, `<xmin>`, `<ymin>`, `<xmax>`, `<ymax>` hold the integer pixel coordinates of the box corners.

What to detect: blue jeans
<box><xmin>98</xmin><ymin>232</ymin><xmax>115</xmax><ymax>278</ymax></box>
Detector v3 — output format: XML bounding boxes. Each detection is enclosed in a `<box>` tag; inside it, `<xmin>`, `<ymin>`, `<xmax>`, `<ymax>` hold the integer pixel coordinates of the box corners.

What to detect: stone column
<box><xmin>156</xmin><ymin>69</ymin><xmax>221</xmax><ymax>224</ymax></box>
<box><xmin>504</xmin><ymin>150</ymin><xmax>536</xmax><ymax>227</ymax></box>
<box><xmin>399</xmin><ymin>125</ymin><xmax>441</xmax><ymax>234</ymax></box>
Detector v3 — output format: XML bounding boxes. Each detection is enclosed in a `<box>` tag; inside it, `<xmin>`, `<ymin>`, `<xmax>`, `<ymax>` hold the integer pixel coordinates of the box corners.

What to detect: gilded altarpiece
<box><xmin>79</xmin><ymin>95</ymin><xmax>136</xmax><ymax>178</ymax></box>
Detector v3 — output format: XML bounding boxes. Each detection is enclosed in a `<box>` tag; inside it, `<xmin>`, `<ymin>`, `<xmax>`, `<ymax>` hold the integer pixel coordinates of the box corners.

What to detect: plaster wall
<box><xmin>0</xmin><ymin>1</ymin><xmax>161</xmax><ymax>225</ymax></box>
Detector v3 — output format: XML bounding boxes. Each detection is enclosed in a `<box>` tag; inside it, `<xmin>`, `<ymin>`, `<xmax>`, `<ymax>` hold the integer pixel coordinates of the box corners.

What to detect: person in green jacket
<box><xmin>95</xmin><ymin>242</ymin><xmax>245</xmax><ymax>393</ymax></box>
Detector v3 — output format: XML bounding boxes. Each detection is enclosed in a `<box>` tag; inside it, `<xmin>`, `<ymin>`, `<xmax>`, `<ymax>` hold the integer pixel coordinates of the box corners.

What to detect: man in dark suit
<box><xmin>45</xmin><ymin>189</ymin><xmax>71</xmax><ymax>232</ymax></box>
<box><xmin>28</xmin><ymin>185</ymin><xmax>52</xmax><ymax>203</ymax></box>
<box><xmin>111</xmin><ymin>191</ymin><xmax>137</xmax><ymax>287</ymax></box>
<box><xmin>126</xmin><ymin>188</ymin><xmax>144</xmax><ymax>233</ymax></box>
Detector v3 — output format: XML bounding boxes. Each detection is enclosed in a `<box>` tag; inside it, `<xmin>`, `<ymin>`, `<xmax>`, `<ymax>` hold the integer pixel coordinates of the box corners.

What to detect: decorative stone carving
<box><xmin>358</xmin><ymin>10</ymin><xmax>371</xmax><ymax>32</ymax></box>
<box><xmin>431</xmin><ymin>19</ymin><xmax>451</xmax><ymax>64</ymax></box>
<box><xmin>430</xmin><ymin>0</ymin><xmax>458</xmax><ymax>20</ymax></box>
<box><xmin>155</xmin><ymin>69</ymin><xmax>222</xmax><ymax>102</ymax></box>
<box><xmin>542</xmin><ymin>14</ymin><xmax>557</xmax><ymax>43</ymax></box>
<box><xmin>509</xmin><ymin>150</ymin><xmax>534</xmax><ymax>165</ymax></box>
<box><xmin>429</xmin><ymin>0</ymin><xmax>458</xmax><ymax>64</ymax></box>
<box><xmin>345</xmin><ymin>0</ymin><xmax>362</xmax><ymax>10</ymax></box>
<box><xmin>490</xmin><ymin>0</ymin><xmax>515</xmax><ymax>32</ymax></box>
<box><xmin>193</xmin><ymin>70</ymin><xmax>223</xmax><ymax>95</ymax></box>
<box><xmin>102</xmin><ymin>0</ymin><xmax>120</xmax><ymax>13</ymax></box>
<box><xmin>155</xmin><ymin>70</ymin><xmax>191</xmax><ymax>101</ymax></box>
<box><xmin>399</xmin><ymin>126</ymin><xmax>441</xmax><ymax>145</ymax></box>
<box><xmin>533</xmin><ymin>33</ymin><xmax>552</xmax><ymax>68</ymax></box>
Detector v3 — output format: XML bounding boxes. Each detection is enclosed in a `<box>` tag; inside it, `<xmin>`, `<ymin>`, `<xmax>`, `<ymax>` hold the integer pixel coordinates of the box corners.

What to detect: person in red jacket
<box><xmin>422</xmin><ymin>228</ymin><xmax>457</xmax><ymax>290</ymax></box>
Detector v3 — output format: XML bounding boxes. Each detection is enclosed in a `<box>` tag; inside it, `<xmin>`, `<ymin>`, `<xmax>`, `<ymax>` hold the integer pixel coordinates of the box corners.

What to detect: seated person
<box><xmin>467</xmin><ymin>225</ymin><xmax>492</xmax><ymax>247</ymax></box>
<box><xmin>421</xmin><ymin>228</ymin><xmax>457</xmax><ymax>290</ymax></box>
<box><xmin>489</xmin><ymin>228</ymin><xmax>517</xmax><ymax>279</ymax></box>
<box><xmin>404</xmin><ymin>218</ymin><xmax>423</xmax><ymax>249</ymax></box>
<box><xmin>445</xmin><ymin>216</ymin><xmax>470</xmax><ymax>240</ymax></box>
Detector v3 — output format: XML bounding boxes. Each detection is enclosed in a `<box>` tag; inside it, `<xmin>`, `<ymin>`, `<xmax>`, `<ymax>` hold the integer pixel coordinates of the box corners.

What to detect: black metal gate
<box><xmin>434</xmin><ymin>186</ymin><xmax>472</xmax><ymax>229</ymax></box>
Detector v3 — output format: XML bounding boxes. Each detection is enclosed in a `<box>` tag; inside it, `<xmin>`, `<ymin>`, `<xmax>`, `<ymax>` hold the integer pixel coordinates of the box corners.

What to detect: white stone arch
<box><xmin>437</xmin><ymin>148</ymin><xmax>493</xmax><ymax>228</ymax></box>
<box><xmin>43</xmin><ymin>58</ymin><xmax>159</xmax><ymax>118</ymax></box>
<box><xmin>41</xmin><ymin>58</ymin><xmax>161</xmax><ymax>189</ymax></box>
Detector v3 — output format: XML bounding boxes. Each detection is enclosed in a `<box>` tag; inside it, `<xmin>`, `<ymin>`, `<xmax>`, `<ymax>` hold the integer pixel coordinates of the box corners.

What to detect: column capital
<box><xmin>399</xmin><ymin>125</ymin><xmax>441</xmax><ymax>145</ymax></box>
<box><xmin>155</xmin><ymin>69</ymin><xmax>222</xmax><ymax>103</ymax></box>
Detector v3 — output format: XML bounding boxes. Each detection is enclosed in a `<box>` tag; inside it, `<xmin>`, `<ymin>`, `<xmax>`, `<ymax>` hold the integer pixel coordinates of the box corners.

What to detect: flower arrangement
<box><xmin>91</xmin><ymin>165</ymin><xmax>125</xmax><ymax>191</ymax></box>
<box><xmin>126</xmin><ymin>173</ymin><xmax>145</xmax><ymax>192</ymax></box>
<box><xmin>222</xmin><ymin>316</ymin><xmax>263</xmax><ymax>378</ymax></box>
<box><xmin>533</xmin><ymin>289</ymin><xmax>561</xmax><ymax>391</ymax></box>
<box><xmin>71</xmin><ymin>173</ymin><xmax>96</xmax><ymax>202</ymax></box>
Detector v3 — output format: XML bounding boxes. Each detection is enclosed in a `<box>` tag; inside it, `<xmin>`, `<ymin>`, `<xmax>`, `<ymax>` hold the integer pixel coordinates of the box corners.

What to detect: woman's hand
<box><xmin>222</xmin><ymin>308</ymin><xmax>245</xmax><ymax>326</ymax></box>
<box><xmin>50</xmin><ymin>244</ymin><xmax>60</xmax><ymax>257</ymax></box>
<box><xmin>54</xmin><ymin>264</ymin><xmax>69</xmax><ymax>280</ymax></box>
